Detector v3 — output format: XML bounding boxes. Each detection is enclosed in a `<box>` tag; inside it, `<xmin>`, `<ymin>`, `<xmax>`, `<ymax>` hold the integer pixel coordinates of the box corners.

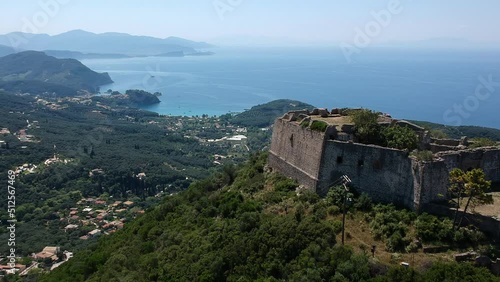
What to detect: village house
<box><xmin>0</xmin><ymin>264</ymin><xmax>26</xmax><ymax>275</ymax></box>
<box><xmin>88</xmin><ymin>229</ymin><xmax>101</xmax><ymax>238</ymax></box>
<box><xmin>34</xmin><ymin>246</ymin><xmax>60</xmax><ymax>261</ymax></box>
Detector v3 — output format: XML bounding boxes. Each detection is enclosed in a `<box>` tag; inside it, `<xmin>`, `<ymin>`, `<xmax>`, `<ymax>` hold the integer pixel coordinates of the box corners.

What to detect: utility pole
<box><xmin>341</xmin><ymin>175</ymin><xmax>351</xmax><ymax>245</ymax></box>
<box><xmin>327</xmin><ymin>175</ymin><xmax>352</xmax><ymax>246</ymax></box>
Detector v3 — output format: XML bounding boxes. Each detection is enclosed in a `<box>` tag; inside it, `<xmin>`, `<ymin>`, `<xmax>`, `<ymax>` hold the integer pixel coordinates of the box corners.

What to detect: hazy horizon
<box><xmin>2</xmin><ymin>0</ymin><xmax>500</xmax><ymax>47</ymax></box>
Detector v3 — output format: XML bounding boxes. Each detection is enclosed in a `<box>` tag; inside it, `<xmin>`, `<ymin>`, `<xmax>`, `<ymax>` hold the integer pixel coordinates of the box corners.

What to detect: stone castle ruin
<box><xmin>269</xmin><ymin>108</ymin><xmax>500</xmax><ymax>211</ymax></box>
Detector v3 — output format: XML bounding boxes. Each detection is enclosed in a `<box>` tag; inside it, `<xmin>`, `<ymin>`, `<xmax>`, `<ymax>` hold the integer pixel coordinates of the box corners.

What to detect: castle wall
<box><xmin>431</xmin><ymin>138</ymin><xmax>461</xmax><ymax>146</ymax></box>
<box><xmin>412</xmin><ymin>160</ymin><xmax>449</xmax><ymax>210</ymax></box>
<box><xmin>269</xmin><ymin>116</ymin><xmax>500</xmax><ymax>212</ymax></box>
<box><xmin>437</xmin><ymin>148</ymin><xmax>500</xmax><ymax>182</ymax></box>
<box><xmin>268</xmin><ymin>119</ymin><xmax>326</xmax><ymax>189</ymax></box>
<box><xmin>317</xmin><ymin>141</ymin><xmax>416</xmax><ymax>209</ymax></box>
<box><xmin>430</xmin><ymin>144</ymin><xmax>457</xmax><ymax>153</ymax></box>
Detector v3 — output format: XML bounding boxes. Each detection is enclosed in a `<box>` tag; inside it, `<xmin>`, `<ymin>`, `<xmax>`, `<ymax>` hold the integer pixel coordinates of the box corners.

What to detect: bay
<box><xmin>83</xmin><ymin>47</ymin><xmax>500</xmax><ymax>128</ymax></box>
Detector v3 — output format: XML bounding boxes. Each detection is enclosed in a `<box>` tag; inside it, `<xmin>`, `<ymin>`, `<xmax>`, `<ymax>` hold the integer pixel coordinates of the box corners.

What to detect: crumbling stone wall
<box><xmin>437</xmin><ymin>147</ymin><xmax>500</xmax><ymax>181</ymax></box>
<box><xmin>432</xmin><ymin>138</ymin><xmax>461</xmax><ymax>146</ymax></box>
<box><xmin>269</xmin><ymin>113</ymin><xmax>500</xmax><ymax>211</ymax></box>
<box><xmin>317</xmin><ymin>141</ymin><xmax>416</xmax><ymax>209</ymax></box>
<box><xmin>268</xmin><ymin>118</ymin><xmax>327</xmax><ymax>189</ymax></box>
<box><xmin>412</xmin><ymin>160</ymin><xmax>449</xmax><ymax>210</ymax></box>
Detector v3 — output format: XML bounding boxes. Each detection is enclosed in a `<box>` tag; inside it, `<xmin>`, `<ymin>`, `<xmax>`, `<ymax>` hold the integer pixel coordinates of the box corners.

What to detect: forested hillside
<box><xmin>411</xmin><ymin>120</ymin><xmax>500</xmax><ymax>141</ymax></box>
<box><xmin>0</xmin><ymin>92</ymin><xmax>220</xmax><ymax>256</ymax></box>
<box><xmin>42</xmin><ymin>154</ymin><xmax>499</xmax><ymax>281</ymax></box>
<box><xmin>0</xmin><ymin>51</ymin><xmax>112</xmax><ymax>94</ymax></box>
<box><xmin>2</xmin><ymin>93</ymin><xmax>499</xmax><ymax>280</ymax></box>
<box><xmin>231</xmin><ymin>99</ymin><xmax>315</xmax><ymax>128</ymax></box>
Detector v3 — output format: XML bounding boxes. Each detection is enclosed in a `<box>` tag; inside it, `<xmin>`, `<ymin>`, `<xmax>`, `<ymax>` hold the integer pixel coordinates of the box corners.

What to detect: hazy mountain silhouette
<box><xmin>0</xmin><ymin>30</ymin><xmax>214</xmax><ymax>56</ymax></box>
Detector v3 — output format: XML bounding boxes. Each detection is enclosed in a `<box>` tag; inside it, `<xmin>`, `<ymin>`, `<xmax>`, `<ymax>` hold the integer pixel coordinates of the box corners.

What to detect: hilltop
<box><xmin>231</xmin><ymin>99</ymin><xmax>315</xmax><ymax>128</ymax></box>
<box><xmin>230</xmin><ymin>100</ymin><xmax>500</xmax><ymax>141</ymax></box>
<box><xmin>0</xmin><ymin>51</ymin><xmax>112</xmax><ymax>94</ymax></box>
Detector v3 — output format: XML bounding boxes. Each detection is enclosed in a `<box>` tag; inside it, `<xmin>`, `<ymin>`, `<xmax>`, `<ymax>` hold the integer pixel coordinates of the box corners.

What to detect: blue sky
<box><xmin>1</xmin><ymin>0</ymin><xmax>499</xmax><ymax>45</ymax></box>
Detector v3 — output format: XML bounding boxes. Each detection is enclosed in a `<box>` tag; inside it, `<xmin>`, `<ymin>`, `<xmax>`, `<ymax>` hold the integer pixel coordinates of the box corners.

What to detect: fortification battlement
<box><xmin>269</xmin><ymin>108</ymin><xmax>500</xmax><ymax>211</ymax></box>
<box><xmin>279</xmin><ymin>108</ymin><xmax>492</xmax><ymax>154</ymax></box>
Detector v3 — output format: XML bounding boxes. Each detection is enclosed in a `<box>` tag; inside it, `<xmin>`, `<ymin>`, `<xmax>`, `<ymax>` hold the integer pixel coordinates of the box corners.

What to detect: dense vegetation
<box><xmin>42</xmin><ymin>154</ymin><xmax>499</xmax><ymax>281</ymax></box>
<box><xmin>0</xmin><ymin>51</ymin><xmax>112</xmax><ymax>93</ymax></box>
<box><xmin>350</xmin><ymin>109</ymin><xmax>418</xmax><ymax>151</ymax></box>
<box><xmin>1</xmin><ymin>93</ymin><xmax>500</xmax><ymax>280</ymax></box>
<box><xmin>0</xmin><ymin>80</ymin><xmax>79</xmax><ymax>97</ymax></box>
<box><xmin>0</xmin><ymin>92</ymin><xmax>227</xmax><ymax>255</ymax></box>
<box><xmin>231</xmin><ymin>99</ymin><xmax>314</xmax><ymax>128</ymax></box>
<box><xmin>125</xmin><ymin>89</ymin><xmax>161</xmax><ymax>105</ymax></box>
<box><xmin>310</xmin><ymin>120</ymin><xmax>329</xmax><ymax>132</ymax></box>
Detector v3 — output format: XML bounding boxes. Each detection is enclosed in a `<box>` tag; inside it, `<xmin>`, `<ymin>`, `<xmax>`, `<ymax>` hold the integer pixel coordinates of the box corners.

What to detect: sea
<box><xmin>82</xmin><ymin>47</ymin><xmax>500</xmax><ymax>129</ymax></box>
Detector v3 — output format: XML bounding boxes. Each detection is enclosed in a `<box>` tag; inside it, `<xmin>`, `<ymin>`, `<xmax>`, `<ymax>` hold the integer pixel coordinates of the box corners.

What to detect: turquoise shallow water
<box><xmin>83</xmin><ymin>47</ymin><xmax>500</xmax><ymax>128</ymax></box>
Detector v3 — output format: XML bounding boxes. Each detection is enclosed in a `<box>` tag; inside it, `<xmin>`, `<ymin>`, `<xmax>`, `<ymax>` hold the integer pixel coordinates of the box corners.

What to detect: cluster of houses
<box><xmin>0</xmin><ymin>128</ymin><xmax>10</xmax><ymax>149</ymax></box>
<box><xmin>0</xmin><ymin>263</ymin><xmax>26</xmax><ymax>276</ymax></box>
<box><xmin>12</xmin><ymin>163</ymin><xmax>38</xmax><ymax>175</ymax></box>
<box><xmin>63</xmin><ymin>198</ymin><xmax>143</xmax><ymax>241</ymax></box>
<box><xmin>12</xmin><ymin>155</ymin><xmax>72</xmax><ymax>176</ymax></box>
<box><xmin>0</xmin><ymin>247</ymin><xmax>74</xmax><ymax>276</ymax></box>
<box><xmin>0</xmin><ymin>198</ymin><xmax>142</xmax><ymax>277</ymax></box>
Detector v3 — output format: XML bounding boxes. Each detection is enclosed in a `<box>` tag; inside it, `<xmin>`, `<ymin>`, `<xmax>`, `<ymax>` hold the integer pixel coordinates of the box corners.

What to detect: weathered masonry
<box><xmin>268</xmin><ymin>109</ymin><xmax>500</xmax><ymax>211</ymax></box>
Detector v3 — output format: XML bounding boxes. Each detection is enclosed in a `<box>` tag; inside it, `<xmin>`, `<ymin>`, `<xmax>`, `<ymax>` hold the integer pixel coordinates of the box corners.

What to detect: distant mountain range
<box><xmin>0</xmin><ymin>44</ymin><xmax>16</xmax><ymax>57</ymax></box>
<box><xmin>0</xmin><ymin>51</ymin><xmax>113</xmax><ymax>95</ymax></box>
<box><xmin>0</xmin><ymin>30</ymin><xmax>215</xmax><ymax>58</ymax></box>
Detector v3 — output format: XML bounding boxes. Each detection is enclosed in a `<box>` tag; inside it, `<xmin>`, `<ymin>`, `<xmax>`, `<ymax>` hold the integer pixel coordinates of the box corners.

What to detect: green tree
<box><xmin>382</xmin><ymin>125</ymin><xmax>418</xmax><ymax>151</ymax></box>
<box><xmin>449</xmin><ymin>168</ymin><xmax>493</xmax><ymax>230</ymax></box>
<box><xmin>449</xmin><ymin>168</ymin><xmax>466</xmax><ymax>229</ymax></box>
<box><xmin>349</xmin><ymin>109</ymin><xmax>382</xmax><ymax>145</ymax></box>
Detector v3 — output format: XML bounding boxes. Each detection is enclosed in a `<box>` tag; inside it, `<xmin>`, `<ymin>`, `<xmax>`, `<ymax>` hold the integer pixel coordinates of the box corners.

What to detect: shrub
<box><xmin>326</xmin><ymin>186</ymin><xmax>353</xmax><ymax>208</ymax></box>
<box><xmin>349</xmin><ymin>109</ymin><xmax>383</xmax><ymax>145</ymax></box>
<box><xmin>413</xmin><ymin>150</ymin><xmax>433</xmax><ymax>162</ymax></box>
<box><xmin>298</xmin><ymin>189</ymin><xmax>320</xmax><ymax>204</ymax></box>
<box><xmin>469</xmin><ymin>137</ymin><xmax>497</xmax><ymax>148</ymax></box>
<box><xmin>310</xmin><ymin>120</ymin><xmax>328</xmax><ymax>132</ymax></box>
<box><xmin>354</xmin><ymin>193</ymin><xmax>372</xmax><ymax>211</ymax></box>
<box><xmin>415</xmin><ymin>213</ymin><xmax>454</xmax><ymax>243</ymax></box>
<box><xmin>405</xmin><ymin>241</ymin><xmax>420</xmax><ymax>253</ymax></box>
<box><xmin>300</xmin><ymin>119</ymin><xmax>310</xmax><ymax>128</ymax></box>
<box><xmin>328</xmin><ymin>205</ymin><xmax>341</xmax><ymax>216</ymax></box>
<box><xmin>386</xmin><ymin>231</ymin><xmax>407</xmax><ymax>252</ymax></box>
<box><xmin>274</xmin><ymin>177</ymin><xmax>298</xmax><ymax>192</ymax></box>
<box><xmin>382</xmin><ymin>125</ymin><xmax>418</xmax><ymax>151</ymax></box>
<box><xmin>331</xmin><ymin>220</ymin><xmax>343</xmax><ymax>234</ymax></box>
<box><xmin>369</xmin><ymin>204</ymin><xmax>416</xmax><ymax>251</ymax></box>
<box><xmin>262</xmin><ymin>190</ymin><xmax>286</xmax><ymax>204</ymax></box>
<box><xmin>314</xmin><ymin>206</ymin><xmax>327</xmax><ymax>220</ymax></box>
